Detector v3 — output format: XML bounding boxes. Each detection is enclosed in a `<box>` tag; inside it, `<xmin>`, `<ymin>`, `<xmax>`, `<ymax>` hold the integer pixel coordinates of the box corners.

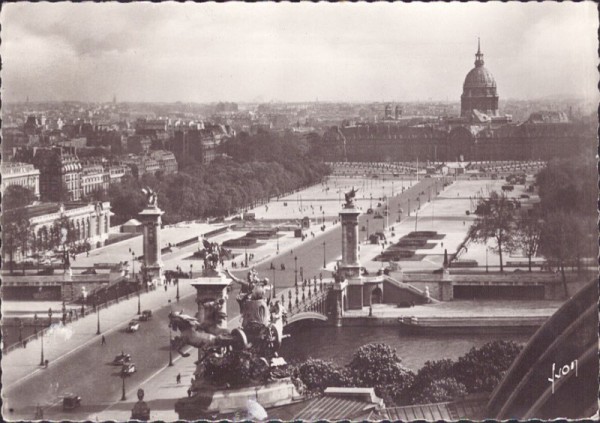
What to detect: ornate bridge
<box><xmin>273</xmin><ymin>279</ymin><xmax>332</xmax><ymax>326</ymax></box>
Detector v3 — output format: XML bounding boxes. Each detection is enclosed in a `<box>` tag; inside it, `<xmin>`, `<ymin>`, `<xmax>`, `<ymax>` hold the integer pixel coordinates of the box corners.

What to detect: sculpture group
<box><xmin>168</xmin><ymin>267</ymin><xmax>288</xmax><ymax>389</ymax></box>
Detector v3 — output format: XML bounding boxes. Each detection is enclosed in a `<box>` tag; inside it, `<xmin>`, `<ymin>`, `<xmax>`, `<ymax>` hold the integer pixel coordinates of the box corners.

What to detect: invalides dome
<box><xmin>461</xmin><ymin>39</ymin><xmax>499</xmax><ymax>118</ymax></box>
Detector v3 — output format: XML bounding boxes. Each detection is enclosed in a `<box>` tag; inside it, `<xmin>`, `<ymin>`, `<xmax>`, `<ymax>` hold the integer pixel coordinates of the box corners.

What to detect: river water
<box><xmin>281</xmin><ymin>325</ymin><xmax>530</xmax><ymax>371</ymax></box>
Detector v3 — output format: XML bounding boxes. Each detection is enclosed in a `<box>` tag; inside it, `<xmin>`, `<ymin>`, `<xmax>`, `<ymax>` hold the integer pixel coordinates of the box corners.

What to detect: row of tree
<box><xmin>101</xmin><ymin>131</ymin><xmax>330</xmax><ymax>225</ymax></box>
<box><xmin>468</xmin><ymin>155</ymin><xmax>596</xmax><ymax>295</ymax></box>
<box><xmin>288</xmin><ymin>340</ymin><xmax>522</xmax><ymax>406</ymax></box>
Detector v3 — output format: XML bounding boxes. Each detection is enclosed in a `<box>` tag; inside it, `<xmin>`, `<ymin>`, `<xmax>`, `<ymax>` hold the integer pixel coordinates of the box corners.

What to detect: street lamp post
<box><xmin>486</xmin><ymin>247</ymin><xmax>489</xmax><ymax>273</ymax></box>
<box><xmin>190</xmin><ymin>264</ymin><xmax>193</xmax><ymax>279</ymax></box>
<box><xmin>414</xmin><ymin>209</ymin><xmax>419</xmax><ymax>232</ymax></box>
<box><xmin>39</xmin><ymin>323</ymin><xmax>45</xmax><ymax>366</ymax></box>
<box><xmin>276</xmin><ymin>228</ymin><xmax>280</xmax><ymax>254</ymax></box>
<box><xmin>294</xmin><ymin>256</ymin><xmax>298</xmax><ymax>285</ymax></box>
<box><xmin>168</xmin><ymin>300</ymin><xmax>174</xmax><ymax>366</ymax></box>
<box><xmin>176</xmin><ymin>278</ymin><xmax>180</xmax><ymax>303</ymax></box>
<box><xmin>366</xmin><ymin>219</ymin><xmax>369</xmax><ymax>241</ymax></box>
<box><xmin>96</xmin><ymin>298</ymin><xmax>101</xmax><ymax>335</ymax></box>
<box><xmin>137</xmin><ymin>280</ymin><xmax>141</xmax><ymax>315</ymax></box>
<box><xmin>323</xmin><ymin>242</ymin><xmax>326</xmax><ymax>268</ymax></box>
<box><xmin>18</xmin><ymin>318</ymin><xmax>23</xmax><ymax>346</ymax></box>
<box><xmin>121</xmin><ymin>372</ymin><xmax>127</xmax><ymax>401</ymax></box>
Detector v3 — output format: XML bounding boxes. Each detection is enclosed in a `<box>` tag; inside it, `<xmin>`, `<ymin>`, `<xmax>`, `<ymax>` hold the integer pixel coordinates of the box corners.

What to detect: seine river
<box><xmin>281</xmin><ymin>325</ymin><xmax>530</xmax><ymax>371</ymax></box>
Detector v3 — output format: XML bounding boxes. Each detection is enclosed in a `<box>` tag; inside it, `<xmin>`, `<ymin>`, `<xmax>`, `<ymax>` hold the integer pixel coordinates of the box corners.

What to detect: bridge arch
<box><xmin>286</xmin><ymin>311</ymin><xmax>327</xmax><ymax>326</ymax></box>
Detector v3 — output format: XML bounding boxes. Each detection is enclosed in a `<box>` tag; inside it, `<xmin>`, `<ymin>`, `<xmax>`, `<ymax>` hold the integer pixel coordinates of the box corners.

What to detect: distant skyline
<box><xmin>1</xmin><ymin>2</ymin><xmax>598</xmax><ymax>103</ymax></box>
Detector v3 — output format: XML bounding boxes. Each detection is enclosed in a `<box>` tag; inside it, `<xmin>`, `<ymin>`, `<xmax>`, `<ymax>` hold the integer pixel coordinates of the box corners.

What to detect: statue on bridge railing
<box><xmin>344</xmin><ymin>186</ymin><xmax>358</xmax><ymax>208</ymax></box>
<box><xmin>141</xmin><ymin>187</ymin><xmax>158</xmax><ymax>208</ymax></box>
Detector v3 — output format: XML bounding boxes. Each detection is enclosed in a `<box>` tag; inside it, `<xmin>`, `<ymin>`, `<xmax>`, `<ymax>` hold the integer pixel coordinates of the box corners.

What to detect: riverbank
<box><xmin>340</xmin><ymin>299</ymin><xmax>560</xmax><ymax>332</ymax></box>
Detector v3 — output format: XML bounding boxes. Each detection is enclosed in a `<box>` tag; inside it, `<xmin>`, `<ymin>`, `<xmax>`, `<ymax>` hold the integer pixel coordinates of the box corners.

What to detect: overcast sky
<box><xmin>1</xmin><ymin>2</ymin><xmax>597</xmax><ymax>103</ymax></box>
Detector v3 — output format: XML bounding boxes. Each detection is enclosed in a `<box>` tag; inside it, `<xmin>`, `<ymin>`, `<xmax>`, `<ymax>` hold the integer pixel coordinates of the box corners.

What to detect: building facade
<box><xmin>1</xmin><ymin>162</ymin><xmax>41</xmax><ymax>198</ymax></box>
<box><xmin>172</xmin><ymin>124</ymin><xmax>234</xmax><ymax>164</ymax></box>
<box><xmin>29</xmin><ymin>201</ymin><xmax>113</xmax><ymax>252</ymax></box>
<box><xmin>149</xmin><ymin>150</ymin><xmax>179</xmax><ymax>174</ymax></box>
<box><xmin>80</xmin><ymin>163</ymin><xmax>110</xmax><ymax>197</ymax></box>
<box><xmin>319</xmin><ymin>41</ymin><xmax>594</xmax><ymax>163</ymax></box>
<box><xmin>25</xmin><ymin>147</ymin><xmax>83</xmax><ymax>201</ymax></box>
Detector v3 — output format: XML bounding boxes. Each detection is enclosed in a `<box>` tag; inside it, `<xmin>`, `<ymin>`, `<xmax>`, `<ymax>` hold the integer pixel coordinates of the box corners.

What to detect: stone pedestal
<box><xmin>332</xmin><ymin>279</ymin><xmax>348</xmax><ymax>326</ymax></box>
<box><xmin>175</xmin><ymin>378</ymin><xmax>302</xmax><ymax>420</ymax></box>
<box><xmin>192</xmin><ymin>273</ymin><xmax>231</xmax><ymax>330</ymax></box>
<box><xmin>138</xmin><ymin>206</ymin><xmax>164</xmax><ymax>285</ymax></box>
<box><xmin>191</xmin><ymin>271</ymin><xmax>232</xmax><ymax>365</ymax></box>
<box><xmin>339</xmin><ymin>204</ymin><xmax>363</xmax><ymax>310</ymax></box>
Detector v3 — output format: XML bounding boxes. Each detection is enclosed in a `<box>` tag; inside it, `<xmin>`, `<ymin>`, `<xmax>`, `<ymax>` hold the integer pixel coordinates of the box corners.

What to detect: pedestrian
<box><xmin>101</xmin><ymin>335</ymin><xmax>106</xmax><ymax>345</ymax></box>
<box><xmin>187</xmin><ymin>388</ymin><xmax>192</xmax><ymax>398</ymax></box>
<box><xmin>176</xmin><ymin>373</ymin><xmax>181</xmax><ymax>384</ymax></box>
<box><xmin>23</xmin><ymin>339</ymin><xmax>28</xmax><ymax>348</ymax></box>
<box><xmin>164</xmin><ymin>284</ymin><xmax>168</xmax><ymax>292</ymax></box>
<box><xmin>44</xmin><ymin>359</ymin><xmax>49</xmax><ymax>368</ymax></box>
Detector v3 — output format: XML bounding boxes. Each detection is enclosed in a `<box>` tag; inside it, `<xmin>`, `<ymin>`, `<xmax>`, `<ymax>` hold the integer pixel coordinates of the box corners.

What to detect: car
<box><xmin>121</xmin><ymin>363</ymin><xmax>136</xmax><ymax>376</ymax></box>
<box><xmin>366</xmin><ymin>208</ymin><xmax>374</xmax><ymax>214</ymax></box>
<box><xmin>112</xmin><ymin>353</ymin><xmax>132</xmax><ymax>365</ymax></box>
<box><xmin>126</xmin><ymin>320</ymin><xmax>140</xmax><ymax>333</ymax></box>
<box><xmin>520</xmin><ymin>194</ymin><xmax>530</xmax><ymax>199</ymax></box>
<box><xmin>139</xmin><ymin>310</ymin><xmax>152</xmax><ymax>321</ymax></box>
<box><xmin>82</xmin><ymin>268</ymin><xmax>97</xmax><ymax>275</ymax></box>
<box><xmin>62</xmin><ymin>394</ymin><xmax>81</xmax><ymax>411</ymax></box>
<box><xmin>37</xmin><ymin>267</ymin><xmax>55</xmax><ymax>275</ymax></box>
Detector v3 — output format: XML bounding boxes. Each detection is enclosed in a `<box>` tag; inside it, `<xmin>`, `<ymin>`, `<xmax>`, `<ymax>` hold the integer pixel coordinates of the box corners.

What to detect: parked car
<box><xmin>112</xmin><ymin>353</ymin><xmax>132</xmax><ymax>365</ymax></box>
<box><xmin>139</xmin><ymin>310</ymin><xmax>152</xmax><ymax>321</ymax></box>
<box><xmin>121</xmin><ymin>363</ymin><xmax>136</xmax><ymax>376</ymax></box>
<box><xmin>126</xmin><ymin>320</ymin><xmax>140</xmax><ymax>333</ymax></box>
<box><xmin>366</xmin><ymin>208</ymin><xmax>374</xmax><ymax>214</ymax></box>
<box><xmin>62</xmin><ymin>394</ymin><xmax>81</xmax><ymax>411</ymax></box>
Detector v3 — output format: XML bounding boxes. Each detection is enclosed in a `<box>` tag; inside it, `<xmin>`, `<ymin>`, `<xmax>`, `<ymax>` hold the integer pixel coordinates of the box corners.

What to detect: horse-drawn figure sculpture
<box><xmin>226</xmin><ymin>269</ymin><xmax>286</xmax><ymax>359</ymax></box>
<box><xmin>167</xmin><ymin>267</ymin><xmax>288</xmax><ymax>388</ymax></box>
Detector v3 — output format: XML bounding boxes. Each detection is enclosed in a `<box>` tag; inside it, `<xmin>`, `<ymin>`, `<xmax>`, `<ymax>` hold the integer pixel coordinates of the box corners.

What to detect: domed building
<box><xmin>461</xmin><ymin>39</ymin><xmax>499</xmax><ymax>118</ymax></box>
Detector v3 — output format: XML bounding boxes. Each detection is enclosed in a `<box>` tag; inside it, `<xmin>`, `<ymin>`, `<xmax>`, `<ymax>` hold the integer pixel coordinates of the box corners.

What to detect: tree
<box><xmin>536</xmin><ymin>156</ymin><xmax>596</xmax><ymax>217</ymax></box>
<box><xmin>347</xmin><ymin>343</ymin><xmax>415</xmax><ymax>406</ymax></box>
<box><xmin>512</xmin><ymin>215</ymin><xmax>542</xmax><ymax>272</ymax></box>
<box><xmin>409</xmin><ymin>359</ymin><xmax>456</xmax><ymax>403</ymax></box>
<box><xmin>468</xmin><ymin>191</ymin><xmax>517</xmax><ymax>272</ymax></box>
<box><xmin>412</xmin><ymin>377</ymin><xmax>467</xmax><ymax>404</ymax></box>
<box><xmin>296</xmin><ymin>358</ymin><xmax>352</xmax><ymax>393</ymax></box>
<box><xmin>2</xmin><ymin>209</ymin><xmax>32</xmax><ymax>274</ymax></box>
<box><xmin>452</xmin><ymin>340</ymin><xmax>522</xmax><ymax>393</ymax></box>
<box><xmin>3</xmin><ymin>185</ymin><xmax>36</xmax><ymax>210</ymax></box>
<box><xmin>538</xmin><ymin>211</ymin><xmax>582</xmax><ymax>296</ymax></box>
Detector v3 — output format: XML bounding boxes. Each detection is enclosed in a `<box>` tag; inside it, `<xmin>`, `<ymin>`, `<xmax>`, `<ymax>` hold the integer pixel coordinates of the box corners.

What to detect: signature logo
<box><xmin>547</xmin><ymin>360</ymin><xmax>578</xmax><ymax>394</ymax></box>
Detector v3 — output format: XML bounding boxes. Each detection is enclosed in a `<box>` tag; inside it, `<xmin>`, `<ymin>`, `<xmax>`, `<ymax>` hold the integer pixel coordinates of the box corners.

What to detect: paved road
<box><xmin>3</xmin><ymin>177</ymin><xmax>444</xmax><ymax>421</ymax></box>
<box><xmin>3</xmin><ymin>290</ymin><xmax>199</xmax><ymax>421</ymax></box>
<box><xmin>241</xmin><ymin>177</ymin><xmax>445</xmax><ymax>287</ymax></box>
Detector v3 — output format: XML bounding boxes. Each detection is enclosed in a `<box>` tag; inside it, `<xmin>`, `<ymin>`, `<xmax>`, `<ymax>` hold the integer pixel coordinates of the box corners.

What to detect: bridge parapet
<box><xmin>274</xmin><ymin>280</ymin><xmax>333</xmax><ymax>326</ymax></box>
